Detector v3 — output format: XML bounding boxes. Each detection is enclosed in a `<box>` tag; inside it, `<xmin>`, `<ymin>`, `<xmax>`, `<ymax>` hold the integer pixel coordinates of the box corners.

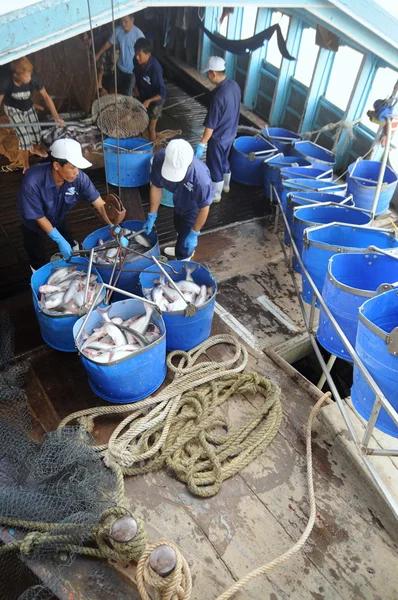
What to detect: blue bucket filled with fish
<box><xmin>83</xmin><ymin>220</ymin><xmax>160</xmax><ymax>302</ymax></box>
<box><xmin>139</xmin><ymin>261</ymin><xmax>217</xmax><ymax>351</ymax></box>
<box><xmin>291</xmin><ymin>140</ymin><xmax>336</xmax><ymax>172</ymax></box>
<box><xmin>262</xmin><ymin>127</ymin><xmax>302</xmax><ymax>154</ymax></box>
<box><xmin>351</xmin><ymin>288</ymin><xmax>398</xmax><ymax>437</ymax></box>
<box><xmin>73</xmin><ymin>298</ymin><xmax>167</xmax><ymax>403</ymax></box>
<box><xmin>301</xmin><ymin>224</ymin><xmax>398</xmax><ymax>306</ymax></box>
<box><xmin>31</xmin><ymin>257</ymin><xmax>106</xmax><ymax>352</ymax></box>
<box><xmin>230</xmin><ymin>136</ymin><xmax>278</xmax><ymax>186</ymax></box>
<box><xmin>346</xmin><ymin>160</ymin><xmax>398</xmax><ymax>216</ymax></box>
<box><xmin>291</xmin><ymin>205</ymin><xmax>371</xmax><ymax>270</ymax></box>
<box><xmin>103</xmin><ymin>138</ymin><xmax>153</xmax><ymax>187</ymax></box>
<box><xmin>318</xmin><ymin>253</ymin><xmax>398</xmax><ymax>362</ymax></box>
<box><xmin>280</xmin><ymin>178</ymin><xmax>347</xmax><ymax>212</ymax></box>
<box><xmin>264</xmin><ymin>155</ymin><xmax>312</xmax><ymax>199</ymax></box>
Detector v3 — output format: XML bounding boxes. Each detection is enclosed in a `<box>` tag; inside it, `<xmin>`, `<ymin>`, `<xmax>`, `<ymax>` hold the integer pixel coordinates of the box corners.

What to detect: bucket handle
<box><xmin>348</xmin><ymin>156</ymin><xmax>363</xmax><ymax>179</ymax></box>
<box><xmin>104</xmin><ymin>141</ymin><xmax>153</xmax><ymax>154</ymax></box>
<box><xmin>315</xmin><ymin>168</ymin><xmax>333</xmax><ymax>180</ymax></box>
<box><xmin>375</xmin><ymin>281</ymin><xmax>398</xmax><ymax>295</ymax></box>
<box><xmin>358</xmin><ymin>312</ymin><xmax>398</xmax><ymax>356</ymax></box>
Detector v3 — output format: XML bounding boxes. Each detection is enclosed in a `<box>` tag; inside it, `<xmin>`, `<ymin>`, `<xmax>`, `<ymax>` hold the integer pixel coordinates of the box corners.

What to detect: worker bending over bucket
<box><xmin>195</xmin><ymin>56</ymin><xmax>241</xmax><ymax>202</ymax></box>
<box><xmin>17</xmin><ymin>139</ymin><xmax>111</xmax><ymax>271</ymax></box>
<box><xmin>143</xmin><ymin>139</ymin><xmax>214</xmax><ymax>260</ymax></box>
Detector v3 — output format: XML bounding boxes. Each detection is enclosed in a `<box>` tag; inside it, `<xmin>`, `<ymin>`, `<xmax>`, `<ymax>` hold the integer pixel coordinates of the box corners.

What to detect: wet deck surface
<box><xmin>1</xmin><ymin>220</ymin><xmax>397</xmax><ymax>600</ymax></box>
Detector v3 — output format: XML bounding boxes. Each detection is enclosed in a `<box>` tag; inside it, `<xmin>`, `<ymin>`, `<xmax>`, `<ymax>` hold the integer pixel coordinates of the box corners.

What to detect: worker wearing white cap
<box><xmin>17</xmin><ymin>138</ymin><xmax>111</xmax><ymax>270</ymax></box>
<box><xmin>195</xmin><ymin>56</ymin><xmax>241</xmax><ymax>202</ymax></box>
<box><xmin>143</xmin><ymin>139</ymin><xmax>214</xmax><ymax>259</ymax></box>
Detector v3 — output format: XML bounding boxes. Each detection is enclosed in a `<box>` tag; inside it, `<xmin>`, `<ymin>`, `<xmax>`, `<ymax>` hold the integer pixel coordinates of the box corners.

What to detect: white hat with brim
<box><xmin>161</xmin><ymin>139</ymin><xmax>194</xmax><ymax>182</ymax></box>
<box><xmin>50</xmin><ymin>139</ymin><xmax>92</xmax><ymax>169</ymax></box>
<box><xmin>201</xmin><ymin>56</ymin><xmax>226</xmax><ymax>73</ymax></box>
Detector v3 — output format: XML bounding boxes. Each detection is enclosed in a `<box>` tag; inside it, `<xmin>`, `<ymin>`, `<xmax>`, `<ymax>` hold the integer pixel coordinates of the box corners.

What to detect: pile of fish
<box><xmin>39</xmin><ymin>266</ymin><xmax>102</xmax><ymax>316</ymax></box>
<box><xmin>79</xmin><ymin>304</ymin><xmax>161</xmax><ymax>363</ymax></box>
<box><xmin>143</xmin><ymin>266</ymin><xmax>215</xmax><ymax>312</ymax></box>
<box><xmin>93</xmin><ymin>228</ymin><xmax>152</xmax><ymax>265</ymax></box>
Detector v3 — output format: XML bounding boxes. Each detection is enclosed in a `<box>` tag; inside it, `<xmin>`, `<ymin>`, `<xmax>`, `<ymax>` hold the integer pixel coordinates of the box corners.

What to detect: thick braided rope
<box><xmin>214</xmin><ymin>392</ymin><xmax>331</xmax><ymax>600</ymax></box>
<box><xmin>136</xmin><ymin>540</ymin><xmax>192</xmax><ymax>600</ymax></box>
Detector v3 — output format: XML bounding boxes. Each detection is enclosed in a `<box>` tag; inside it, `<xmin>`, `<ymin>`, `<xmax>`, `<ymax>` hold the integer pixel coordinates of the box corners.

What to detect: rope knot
<box><xmin>20</xmin><ymin>531</ymin><xmax>43</xmax><ymax>557</ymax></box>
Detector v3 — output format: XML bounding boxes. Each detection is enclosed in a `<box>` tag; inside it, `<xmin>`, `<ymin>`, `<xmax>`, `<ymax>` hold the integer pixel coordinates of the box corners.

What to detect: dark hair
<box><xmin>134</xmin><ymin>38</ymin><xmax>152</xmax><ymax>54</ymax></box>
<box><xmin>213</xmin><ymin>70</ymin><xmax>226</xmax><ymax>76</ymax></box>
<box><xmin>50</xmin><ymin>155</ymin><xmax>69</xmax><ymax>166</ymax></box>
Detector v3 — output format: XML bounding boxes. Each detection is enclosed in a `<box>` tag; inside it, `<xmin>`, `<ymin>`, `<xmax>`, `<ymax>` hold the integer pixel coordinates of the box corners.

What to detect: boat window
<box><xmin>219</xmin><ymin>9</ymin><xmax>228</xmax><ymax>38</ymax></box>
<box><xmin>361</xmin><ymin>66</ymin><xmax>398</xmax><ymax>132</ymax></box>
<box><xmin>293</xmin><ymin>27</ymin><xmax>317</xmax><ymax>87</ymax></box>
<box><xmin>266</xmin><ymin>11</ymin><xmax>290</xmax><ymax>69</ymax></box>
<box><xmin>325</xmin><ymin>45</ymin><xmax>363</xmax><ymax>110</ymax></box>
<box><xmin>241</xmin><ymin>6</ymin><xmax>259</xmax><ymax>40</ymax></box>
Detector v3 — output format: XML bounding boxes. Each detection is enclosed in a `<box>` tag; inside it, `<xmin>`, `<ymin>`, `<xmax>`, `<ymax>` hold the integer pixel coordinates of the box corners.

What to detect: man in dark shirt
<box><xmin>133</xmin><ymin>38</ymin><xmax>166</xmax><ymax>142</ymax></box>
<box><xmin>0</xmin><ymin>57</ymin><xmax>65</xmax><ymax>172</ymax></box>
<box><xmin>142</xmin><ymin>139</ymin><xmax>213</xmax><ymax>260</ymax></box>
<box><xmin>17</xmin><ymin>139</ymin><xmax>111</xmax><ymax>270</ymax></box>
<box><xmin>194</xmin><ymin>56</ymin><xmax>241</xmax><ymax>202</ymax></box>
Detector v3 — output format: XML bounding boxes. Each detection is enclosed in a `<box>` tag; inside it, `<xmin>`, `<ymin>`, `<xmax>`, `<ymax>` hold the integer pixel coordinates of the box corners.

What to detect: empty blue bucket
<box><xmin>261</xmin><ymin>127</ymin><xmax>302</xmax><ymax>153</ymax></box>
<box><xmin>83</xmin><ymin>220</ymin><xmax>160</xmax><ymax>302</ymax></box>
<box><xmin>280</xmin><ymin>166</ymin><xmax>333</xmax><ymax>181</ymax></box>
<box><xmin>346</xmin><ymin>160</ymin><xmax>398</xmax><ymax>216</ymax></box>
<box><xmin>351</xmin><ymin>288</ymin><xmax>398</xmax><ymax>437</ymax></box>
<box><xmin>104</xmin><ymin>138</ymin><xmax>153</xmax><ymax>187</ymax></box>
<box><xmin>280</xmin><ymin>178</ymin><xmax>347</xmax><ymax>212</ymax></box>
<box><xmin>139</xmin><ymin>260</ymin><xmax>217</xmax><ymax>351</ymax></box>
<box><xmin>291</xmin><ymin>205</ymin><xmax>371</xmax><ymax>271</ymax></box>
<box><xmin>301</xmin><ymin>224</ymin><xmax>398</xmax><ymax>306</ymax></box>
<box><xmin>292</xmin><ymin>140</ymin><xmax>336</xmax><ymax>172</ymax></box>
<box><xmin>31</xmin><ymin>257</ymin><xmax>105</xmax><ymax>352</ymax></box>
<box><xmin>230</xmin><ymin>136</ymin><xmax>278</xmax><ymax>186</ymax></box>
<box><xmin>264</xmin><ymin>155</ymin><xmax>312</xmax><ymax>199</ymax></box>
<box><xmin>318</xmin><ymin>253</ymin><xmax>398</xmax><ymax>362</ymax></box>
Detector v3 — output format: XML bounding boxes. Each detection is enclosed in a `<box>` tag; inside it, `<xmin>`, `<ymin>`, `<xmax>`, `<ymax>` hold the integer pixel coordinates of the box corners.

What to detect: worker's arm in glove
<box><xmin>184</xmin><ymin>206</ymin><xmax>210</xmax><ymax>255</ymax></box>
<box><xmin>36</xmin><ymin>217</ymin><xmax>73</xmax><ymax>260</ymax></box>
<box><xmin>195</xmin><ymin>127</ymin><xmax>214</xmax><ymax>158</ymax></box>
<box><xmin>143</xmin><ymin>185</ymin><xmax>163</xmax><ymax>234</ymax></box>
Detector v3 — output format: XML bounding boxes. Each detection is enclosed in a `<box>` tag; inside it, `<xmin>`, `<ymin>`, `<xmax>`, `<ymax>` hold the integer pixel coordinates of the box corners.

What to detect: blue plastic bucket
<box><xmin>346</xmin><ymin>160</ymin><xmax>398</xmax><ymax>216</ymax></box>
<box><xmin>285</xmin><ymin>193</ymin><xmax>354</xmax><ymax>248</ymax></box>
<box><xmin>280</xmin><ymin>178</ymin><xmax>347</xmax><ymax>212</ymax></box>
<box><xmin>230</xmin><ymin>136</ymin><xmax>278</xmax><ymax>186</ymax></box>
<box><xmin>280</xmin><ymin>166</ymin><xmax>333</xmax><ymax>181</ymax></box>
<box><xmin>139</xmin><ymin>260</ymin><xmax>217</xmax><ymax>351</ymax></box>
<box><xmin>292</xmin><ymin>140</ymin><xmax>336</xmax><ymax>172</ymax></box>
<box><xmin>291</xmin><ymin>205</ymin><xmax>371</xmax><ymax>272</ymax></box>
<box><xmin>83</xmin><ymin>220</ymin><xmax>160</xmax><ymax>302</ymax></box>
<box><xmin>161</xmin><ymin>189</ymin><xmax>174</xmax><ymax>207</ymax></box>
<box><xmin>301</xmin><ymin>224</ymin><xmax>398</xmax><ymax>306</ymax></box>
<box><xmin>264</xmin><ymin>155</ymin><xmax>312</xmax><ymax>199</ymax></box>
<box><xmin>104</xmin><ymin>138</ymin><xmax>153</xmax><ymax>187</ymax></box>
<box><xmin>31</xmin><ymin>257</ymin><xmax>106</xmax><ymax>352</ymax></box>
<box><xmin>73</xmin><ymin>299</ymin><xmax>167</xmax><ymax>403</ymax></box>
<box><xmin>351</xmin><ymin>288</ymin><xmax>398</xmax><ymax>437</ymax></box>
<box><xmin>318</xmin><ymin>253</ymin><xmax>398</xmax><ymax>362</ymax></box>
<box><xmin>261</xmin><ymin>127</ymin><xmax>302</xmax><ymax>154</ymax></box>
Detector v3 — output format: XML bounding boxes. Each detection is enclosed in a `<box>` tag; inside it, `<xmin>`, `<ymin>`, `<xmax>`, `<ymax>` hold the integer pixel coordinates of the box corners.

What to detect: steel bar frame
<box><xmin>272</xmin><ymin>183</ymin><xmax>398</xmax><ymax>520</ymax></box>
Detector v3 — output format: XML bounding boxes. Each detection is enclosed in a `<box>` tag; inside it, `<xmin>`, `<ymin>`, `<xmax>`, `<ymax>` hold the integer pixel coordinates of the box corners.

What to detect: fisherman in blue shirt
<box><xmin>17</xmin><ymin>139</ymin><xmax>111</xmax><ymax>271</ymax></box>
<box><xmin>95</xmin><ymin>14</ymin><xmax>144</xmax><ymax>96</ymax></box>
<box><xmin>195</xmin><ymin>56</ymin><xmax>241</xmax><ymax>202</ymax></box>
<box><xmin>133</xmin><ymin>38</ymin><xmax>167</xmax><ymax>142</ymax></box>
<box><xmin>143</xmin><ymin>139</ymin><xmax>214</xmax><ymax>260</ymax></box>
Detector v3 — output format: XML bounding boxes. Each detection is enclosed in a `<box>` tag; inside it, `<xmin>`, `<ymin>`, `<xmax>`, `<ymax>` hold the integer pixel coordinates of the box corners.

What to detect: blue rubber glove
<box><xmin>119</xmin><ymin>236</ymin><xmax>129</xmax><ymax>247</ymax></box>
<box><xmin>184</xmin><ymin>229</ymin><xmax>200</xmax><ymax>257</ymax></box>
<box><xmin>143</xmin><ymin>212</ymin><xmax>157</xmax><ymax>235</ymax></box>
<box><xmin>194</xmin><ymin>144</ymin><xmax>206</xmax><ymax>159</ymax></box>
<box><xmin>48</xmin><ymin>228</ymin><xmax>73</xmax><ymax>260</ymax></box>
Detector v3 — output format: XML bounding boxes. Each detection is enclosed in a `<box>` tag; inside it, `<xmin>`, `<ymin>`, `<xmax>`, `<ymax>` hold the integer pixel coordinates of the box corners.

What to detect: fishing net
<box><xmin>92</xmin><ymin>94</ymin><xmax>149</xmax><ymax>138</ymax></box>
<box><xmin>0</xmin><ymin>310</ymin><xmax>131</xmax><ymax>600</ymax></box>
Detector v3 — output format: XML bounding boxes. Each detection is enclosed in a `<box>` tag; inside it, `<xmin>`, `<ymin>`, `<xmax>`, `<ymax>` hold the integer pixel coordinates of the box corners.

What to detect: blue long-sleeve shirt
<box><xmin>204</xmin><ymin>78</ymin><xmax>241</xmax><ymax>142</ymax></box>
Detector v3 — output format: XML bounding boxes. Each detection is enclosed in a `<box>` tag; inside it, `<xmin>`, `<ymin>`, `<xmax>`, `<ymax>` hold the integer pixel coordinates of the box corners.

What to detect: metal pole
<box><xmin>0</xmin><ymin>121</ymin><xmax>81</xmax><ymax>129</ymax></box>
<box><xmin>317</xmin><ymin>354</ymin><xmax>337</xmax><ymax>390</ymax></box>
<box><xmin>150</xmin><ymin>255</ymin><xmax>189</xmax><ymax>307</ymax></box>
<box><xmin>83</xmin><ymin>248</ymin><xmax>95</xmax><ymax>306</ymax></box>
<box><xmin>370</xmin><ymin>118</ymin><xmax>393</xmax><ymax>224</ymax></box>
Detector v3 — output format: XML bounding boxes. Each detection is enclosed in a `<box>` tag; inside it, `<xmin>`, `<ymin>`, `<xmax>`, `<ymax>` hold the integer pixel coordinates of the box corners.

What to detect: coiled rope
<box><xmin>60</xmin><ymin>335</ymin><xmax>283</xmax><ymax>498</ymax></box>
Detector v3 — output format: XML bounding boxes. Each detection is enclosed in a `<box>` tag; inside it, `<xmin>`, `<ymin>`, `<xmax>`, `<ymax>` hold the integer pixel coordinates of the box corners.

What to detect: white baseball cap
<box><xmin>161</xmin><ymin>139</ymin><xmax>194</xmax><ymax>182</ymax></box>
<box><xmin>201</xmin><ymin>56</ymin><xmax>226</xmax><ymax>73</ymax></box>
<box><xmin>50</xmin><ymin>139</ymin><xmax>92</xmax><ymax>169</ymax></box>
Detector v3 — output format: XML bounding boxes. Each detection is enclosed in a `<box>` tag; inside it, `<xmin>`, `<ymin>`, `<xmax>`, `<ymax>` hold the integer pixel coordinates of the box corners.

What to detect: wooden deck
<box><xmin>1</xmin><ymin>219</ymin><xmax>397</xmax><ymax>600</ymax></box>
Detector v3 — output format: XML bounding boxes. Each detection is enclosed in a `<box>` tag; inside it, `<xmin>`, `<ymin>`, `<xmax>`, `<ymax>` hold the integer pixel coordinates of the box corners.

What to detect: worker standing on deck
<box><xmin>194</xmin><ymin>56</ymin><xmax>241</xmax><ymax>203</ymax></box>
<box><xmin>143</xmin><ymin>139</ymin><xmax>214</xmax><ymax>260</ymax></box>
<box><xmin>17</xmin><ymin>139</ymin><xmax>111</xmax><ymax>271</ymax></box>
<box><xmin>133</xmin><ymin>38</ymin><xmax>167</xmax><ymax>142</ymax></box>
<box><xmin>95</xmin><ymin>14</ymin><xmax>144</xmax><ymax>96</ymax></box>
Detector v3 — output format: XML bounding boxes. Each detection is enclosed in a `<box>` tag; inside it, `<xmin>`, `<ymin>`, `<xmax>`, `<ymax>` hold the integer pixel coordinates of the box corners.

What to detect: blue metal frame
<box><xmin>243</xmin><ymin>8</ymin><xmax>272</xmax><ymax>110</ymax></box>
<box><xmin>300</xmin><ymin>48</ymin><xmax>334</xmax><ymax>133</ymax></box>
<box><xmin>200</xmin><ymin>7</ymin><xmax>217</xmax><ymax>71</ymax></box>
<box><xmin>280</xmin><ymin>77</ymin><xmax>308</xmax><ymax>131</ymax></box>
<box><xmin>225</xmin><ymin>7</ymin><xmax>243</xmax><ymax>80</ymax></box>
